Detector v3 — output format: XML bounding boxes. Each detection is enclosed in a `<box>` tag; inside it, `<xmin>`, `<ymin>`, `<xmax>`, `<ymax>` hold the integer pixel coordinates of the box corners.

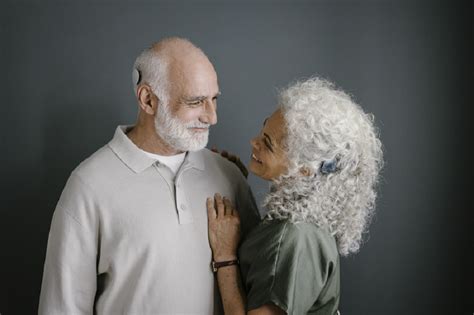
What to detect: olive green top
<box><xmin>239</xmin><ymin>220</ymin><xmax>340</xmax><ymax>315</ymax></box>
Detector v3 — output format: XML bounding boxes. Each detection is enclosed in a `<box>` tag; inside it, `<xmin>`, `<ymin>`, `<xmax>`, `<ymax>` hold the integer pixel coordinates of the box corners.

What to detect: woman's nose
<box><xmin>250</xmin><ymin>137</ymin><xmax>258</xmax><ymax>149</ymax></box>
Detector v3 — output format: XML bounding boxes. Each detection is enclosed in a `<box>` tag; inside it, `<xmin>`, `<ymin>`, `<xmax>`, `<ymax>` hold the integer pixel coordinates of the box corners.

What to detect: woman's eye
<box><xmin>264</xmin><ymin>138</ymin><xmax>272</xmax><ymax>150</ymax></box>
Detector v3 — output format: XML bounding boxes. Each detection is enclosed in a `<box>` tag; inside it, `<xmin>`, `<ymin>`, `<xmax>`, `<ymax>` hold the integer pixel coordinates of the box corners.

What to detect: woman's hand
<box><xmin>211</xmin><ymin>147</ymin><xmax>249</xmax><ymax>178</ymax></box>
<box><xmin>207</xmin><ymin>193</ymin><xmax>241</xmax><ymax>261</ymax></box>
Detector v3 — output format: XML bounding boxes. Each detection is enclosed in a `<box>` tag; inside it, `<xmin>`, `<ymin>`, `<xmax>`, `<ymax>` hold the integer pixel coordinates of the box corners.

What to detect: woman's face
<box><xmin>249</xmin><ymin>109</ymin><xmax>289</xmax><ymax>181</ymax></box>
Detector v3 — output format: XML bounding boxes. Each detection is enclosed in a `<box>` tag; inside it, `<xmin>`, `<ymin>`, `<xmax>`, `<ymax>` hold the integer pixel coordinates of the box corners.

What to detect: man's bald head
<box><xmin>149</xmin><ymin>37</ymin><xmax>208</xmax><ymax>63</ymax></box>
<box><xmin>132</xmin><ymin>37</ymin><xmax>215</xmax><ymax>105</ymax></box>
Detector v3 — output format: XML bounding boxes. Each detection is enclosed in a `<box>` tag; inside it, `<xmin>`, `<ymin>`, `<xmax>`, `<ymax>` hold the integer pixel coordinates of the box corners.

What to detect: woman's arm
<box><xmin>207</xmin><ymin>195</ymin><xmax>285</xmax><ymax>315</ymax></box>
<box><xmin>215</xmin><ymin>263</ymin><xmax>246</xmax><ymax>315</ymax></box>
<box><xmin>216</xmin><ymin>265</ymin><xmax>285</xmax><ymax>315</ymax></box>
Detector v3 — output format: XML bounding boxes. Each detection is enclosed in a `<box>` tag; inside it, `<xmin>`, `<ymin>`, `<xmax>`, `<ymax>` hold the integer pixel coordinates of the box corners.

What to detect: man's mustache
<box><xmin>186</xmin><ymin>122</ymin><xmax>210</xmax><ymax>129</ymax></box>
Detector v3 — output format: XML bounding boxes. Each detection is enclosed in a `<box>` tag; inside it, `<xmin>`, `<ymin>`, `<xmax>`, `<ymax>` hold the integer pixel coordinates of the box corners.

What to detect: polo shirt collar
<box><xmin>185</xmin><ymin>150</ymin><xmax>205</xmax><ymax>171</ymax></box>
<box><xmin>108</xmin><ymin>126</ymin><xmax>156</xmax><ymax>173</ymax></box>
<box><xmin>108</xmin><ymin>125</ymin><xmax>205</xmax><ymax>173</ymax></box>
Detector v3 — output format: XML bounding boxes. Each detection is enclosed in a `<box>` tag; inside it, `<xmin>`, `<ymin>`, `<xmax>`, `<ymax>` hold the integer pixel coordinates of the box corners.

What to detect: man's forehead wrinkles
<box><xmin>181</xmin><ymin>90</ymin><xmax>220</xmax><ymax>100</ymax></box>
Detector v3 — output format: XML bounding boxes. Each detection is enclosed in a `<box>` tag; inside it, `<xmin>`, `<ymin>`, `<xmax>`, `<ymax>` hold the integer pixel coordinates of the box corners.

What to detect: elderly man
<box><xmin>39</xmin><ymin>37</ymin><xmax>260</xmax><ymax>315</ymax></box>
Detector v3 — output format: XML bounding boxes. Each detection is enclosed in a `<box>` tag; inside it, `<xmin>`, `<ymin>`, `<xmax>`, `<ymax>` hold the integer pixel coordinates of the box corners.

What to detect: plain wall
<box><xmin>1</xmin><ymin>1</ymin><xmax>472</xmax><ymax>314</ymax></box>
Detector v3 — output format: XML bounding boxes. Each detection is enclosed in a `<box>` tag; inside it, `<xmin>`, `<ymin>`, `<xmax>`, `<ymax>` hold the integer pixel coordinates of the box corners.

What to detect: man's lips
<box><xmin>189</xmin><ymin>127</ymin><xmax>209</xmax><ymax>132</ymax></box>
<box><xmin>251</xmin><ymin>153</ymin><xmax>262</xmax><ymax>164</ymax></box>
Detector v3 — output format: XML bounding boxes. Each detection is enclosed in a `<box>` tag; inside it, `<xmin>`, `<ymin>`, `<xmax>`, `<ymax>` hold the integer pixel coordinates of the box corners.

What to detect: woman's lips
<box><xmin>251</xmin><ymin>153</ymin><xmax>262</xmax><ymax>164</ymax></box>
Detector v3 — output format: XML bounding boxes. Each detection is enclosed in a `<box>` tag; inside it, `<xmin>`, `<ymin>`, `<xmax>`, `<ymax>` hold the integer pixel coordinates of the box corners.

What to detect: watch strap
<box><xmin>211</xmin><ymin>259</ymin><xmax>239</xmax><ymax>273</ymax></box>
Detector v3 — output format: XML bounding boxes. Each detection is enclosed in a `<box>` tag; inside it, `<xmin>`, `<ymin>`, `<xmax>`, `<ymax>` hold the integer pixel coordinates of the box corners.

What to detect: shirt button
<box><xmin>180</xmin><ymin>204</ymin><xmax>187</xmax><ymax>211</ymax></box>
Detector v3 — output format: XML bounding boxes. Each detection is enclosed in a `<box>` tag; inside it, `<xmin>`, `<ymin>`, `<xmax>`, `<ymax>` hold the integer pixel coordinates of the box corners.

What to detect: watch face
<box><xmin>211</xmin><ymin>261</ymin><xmax>217</xmax><ymax>273</ymax></box>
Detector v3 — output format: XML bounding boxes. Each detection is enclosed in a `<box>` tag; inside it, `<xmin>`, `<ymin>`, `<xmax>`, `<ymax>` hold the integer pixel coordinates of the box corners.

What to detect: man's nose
<box><xmin>201</xmin><ymin>100</ymin><xmax>217</xmax><ymax>125</ymax></box>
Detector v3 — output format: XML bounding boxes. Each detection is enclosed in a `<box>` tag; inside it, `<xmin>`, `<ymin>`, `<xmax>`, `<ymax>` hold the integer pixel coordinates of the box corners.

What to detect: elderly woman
<box><xmin>207</xmin><ymin>77</ymin><xmax>383</xmax><ymax>315</ymax></box>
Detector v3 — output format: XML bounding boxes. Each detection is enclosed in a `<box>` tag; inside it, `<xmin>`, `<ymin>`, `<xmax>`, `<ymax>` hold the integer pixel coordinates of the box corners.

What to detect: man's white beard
<box><xmin>154</xmin><ymin>102</ymin><xmax>210</xmax><ymax>152</ymax></box>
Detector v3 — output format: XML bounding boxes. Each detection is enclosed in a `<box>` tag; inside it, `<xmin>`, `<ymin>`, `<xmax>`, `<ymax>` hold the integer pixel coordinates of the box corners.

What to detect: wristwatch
<box><xmin>211</xmin><ymin>259</ymin><xmax>240</xmax><ymax>273</ymax></box>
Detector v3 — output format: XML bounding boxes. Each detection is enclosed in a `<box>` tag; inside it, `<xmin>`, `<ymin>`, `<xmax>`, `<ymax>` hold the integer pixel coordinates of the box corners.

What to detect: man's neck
<box><xmin>126</xmin><ymin>124</ymin><xmax>184</xmax><ymax>156</ymax></box>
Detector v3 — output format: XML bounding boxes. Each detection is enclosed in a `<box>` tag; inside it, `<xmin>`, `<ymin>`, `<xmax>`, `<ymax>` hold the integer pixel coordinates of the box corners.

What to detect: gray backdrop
<box><xmin>1</xmin><ymin>1</ymin><xmax>472</xmax><ymax>314</ymax></box>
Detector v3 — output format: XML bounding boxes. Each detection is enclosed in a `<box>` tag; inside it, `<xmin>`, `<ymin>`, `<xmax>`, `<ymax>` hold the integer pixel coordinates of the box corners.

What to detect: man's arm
<box><xmin>39</xmin><ymin>173</ymin><xmax>99</xmax><ymax>315</ymax></box>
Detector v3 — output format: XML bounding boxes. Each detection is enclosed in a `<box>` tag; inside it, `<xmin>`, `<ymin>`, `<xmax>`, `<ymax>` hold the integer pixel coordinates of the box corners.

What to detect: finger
<box><xmin>241</xmin><ymin>168</ymin><xmax>248</xmax><ymax>177</ymax></box>
<box><xmin>215</xmin><ymin>193</ymin><xmax>225</xmax><ymax>218</ymax></box>
<box><xmin>241</xmin><ymin>167</ymin><xmax>249</xmax><ymax>178</ymax></box>
<box><xmin>207</xmin><ymin>197</ymin><xmax>217</xmax><ymax>220</ymax></box>
<box><xmin>223</xmin><ymin>197</ymin><xmax>233</xmax><ymax>216</ymax></box>
<box><xmin>211</xmin><ymin>146</ymin><xmax>218</xmax><ymax>153</ymax></box>
<box><xmin>233</xmin><ymin>204</ymin><xmax>240</xmax><ymax>219</ymax></box>
<box><xmin>237</xmin><ymin>161</ymin><xmax>249</xmax><ymax>178</ymax></box>
<box><xmin>221</xmin><ymin>150</ymin><xmax>229</xmax><ymax>158</ymax></box>
<box><xmin>226</xmin><ymin>198</ymin><xmax>239</xmax><ymax>218</ymax></box>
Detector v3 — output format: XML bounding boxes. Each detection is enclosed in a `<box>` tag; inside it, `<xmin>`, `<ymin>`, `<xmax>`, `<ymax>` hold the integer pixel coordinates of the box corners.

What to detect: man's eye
<box><xmin>188</xmin><ymin>101</ymin><xmax>202</xmax><ymax>106</ymax></box>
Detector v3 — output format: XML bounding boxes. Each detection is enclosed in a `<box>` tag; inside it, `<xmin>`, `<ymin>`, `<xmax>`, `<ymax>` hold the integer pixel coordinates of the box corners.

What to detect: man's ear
<box><xmin>137</xmin><ymin>84</ymin><xmax>158</xmax><ymax>115</ymax></box>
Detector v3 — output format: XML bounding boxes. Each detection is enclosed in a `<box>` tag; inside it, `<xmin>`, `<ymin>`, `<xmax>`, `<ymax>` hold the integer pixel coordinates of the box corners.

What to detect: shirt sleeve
<box><xmin>245</xmin><ymin>222</ymin><xmax>335</xmax><ymax>315</ymax></box>
<box><xmin>39</xmin><ymin>172</ymin><xmax>99</xmax><ymax>315</ymax></box>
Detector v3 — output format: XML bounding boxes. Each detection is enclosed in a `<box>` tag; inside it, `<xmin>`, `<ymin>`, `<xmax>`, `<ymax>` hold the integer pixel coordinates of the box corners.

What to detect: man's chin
<box><xmin>186</xmin><ymin>141</ymin><xmax>208</xmax><ymax>152</ymax></box>
<box><xmin>177</xmin><ymin>137</ymin><xmax>209</xmax><ymax>152</ymax></box>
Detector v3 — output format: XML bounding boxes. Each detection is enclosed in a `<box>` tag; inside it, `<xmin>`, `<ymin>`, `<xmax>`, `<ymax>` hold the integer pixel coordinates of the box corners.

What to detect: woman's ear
<box><xmin>137</xmin><ymin>84</ymin><xmax>158</xmax><ymax>115</ymax></box>
<box><xmin>299</xmin><ymin>166</ymin><xmax>312</xmax><ymax>177</ymax></box>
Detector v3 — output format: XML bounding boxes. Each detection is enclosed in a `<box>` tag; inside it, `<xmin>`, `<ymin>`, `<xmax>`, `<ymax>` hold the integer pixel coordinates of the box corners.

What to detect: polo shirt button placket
<box><xmin>177</xmin><ymin>201</ymin><xmax>193</xmax><ymax>224</ymax></box>
<box><xmin>175</xmin><ymin>173</ymin><xmax>193</xmax><ymax>224</ymax></box>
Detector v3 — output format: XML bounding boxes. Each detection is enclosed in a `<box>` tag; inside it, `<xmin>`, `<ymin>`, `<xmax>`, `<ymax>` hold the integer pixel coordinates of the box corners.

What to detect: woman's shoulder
<box><xmin>285</xmin><ymin>221</ymin><xmax>334</xmax><ymax>241</ymax></box>
<box><xmin>256</xmin><ymin>219</ymin><xmax>332</xmax><ymax>238</ymax></box>
<box><xmin>262</xmin><ymin>219</ymin><xmax>339</xmax><ymax>260</ymax></box>
<box><xmin>241</xmin><ymin>219</ymin><xmax>339</xmax><ymax>263</ymax></box>
<box><xmin>239</xmin><ymin>219</ymin><xmax>340</xmax><ymax>314</ymax></box>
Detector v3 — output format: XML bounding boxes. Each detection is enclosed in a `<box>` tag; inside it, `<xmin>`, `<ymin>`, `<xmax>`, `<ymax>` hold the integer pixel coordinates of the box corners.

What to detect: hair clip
<box><xmin>132</xmin><ymin>68</ymin><xmax>141</xmax><ymax>85</ymax></box>
<box><xmin>320</xmin><ymin>159</ymin><xmax>337</xmax><ymax>174</ymax></box>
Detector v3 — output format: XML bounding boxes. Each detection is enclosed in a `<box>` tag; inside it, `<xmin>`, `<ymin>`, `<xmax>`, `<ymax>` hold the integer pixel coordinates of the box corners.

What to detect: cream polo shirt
<box><xmin>140</xmin><ymin>150</ymin><xmax>186</xmax><ymax>175</ymax></box>
<box><xmin>39</xmin><ymin>126</ymin><xmax>261</xmax><ymax>315</ymax></box>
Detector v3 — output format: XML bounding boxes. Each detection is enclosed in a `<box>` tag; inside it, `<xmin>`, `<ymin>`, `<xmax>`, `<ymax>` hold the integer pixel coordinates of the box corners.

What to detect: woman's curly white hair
<box><xmin>263</xmin><ymin>77</ymin><xmax>383</xmax><ymax>256</ymax></box>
